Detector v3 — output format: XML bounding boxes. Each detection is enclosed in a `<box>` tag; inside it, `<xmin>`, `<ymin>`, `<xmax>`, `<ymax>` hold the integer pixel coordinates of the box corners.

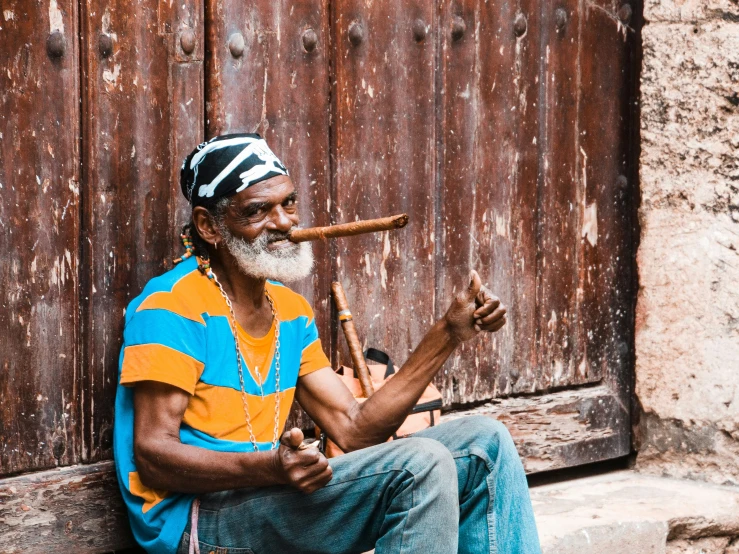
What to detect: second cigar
<box><xmin>288</xmin><ymin>213</ymin><xmax>408</xmax><ymax>243</ymax></box>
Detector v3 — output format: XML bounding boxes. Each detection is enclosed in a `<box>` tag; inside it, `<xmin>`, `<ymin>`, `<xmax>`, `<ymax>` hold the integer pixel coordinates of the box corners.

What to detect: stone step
<box><xmin>532</xmin><ymin>471</ymin><xmax>739</xmax><ymax>554</ymax></box>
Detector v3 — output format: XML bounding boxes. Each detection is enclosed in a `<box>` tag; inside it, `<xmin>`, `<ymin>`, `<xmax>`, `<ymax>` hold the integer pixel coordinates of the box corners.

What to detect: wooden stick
<box><xmin>289</xmin><ymin>214</ymin><xmax>408</xmax><ymax>243</ymax></box>
<box><xmin>331</xmin><ymin>281</ymin><xmax>375</xmax><ymax>398</ymax></box>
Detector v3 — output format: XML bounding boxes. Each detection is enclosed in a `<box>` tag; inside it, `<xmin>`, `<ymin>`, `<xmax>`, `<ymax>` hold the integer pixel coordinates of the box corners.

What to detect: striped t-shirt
<box><xmin>113</xmin><ymin>256</ymin><xmax>330</xmax><ymax>554</ymax></box>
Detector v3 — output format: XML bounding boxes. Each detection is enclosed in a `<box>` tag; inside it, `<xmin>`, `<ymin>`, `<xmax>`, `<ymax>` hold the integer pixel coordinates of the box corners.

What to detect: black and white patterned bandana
<box><xmin>180</xmin><ymin>133</ymin><xmax>289</xmax><ymax>207</ymax></box>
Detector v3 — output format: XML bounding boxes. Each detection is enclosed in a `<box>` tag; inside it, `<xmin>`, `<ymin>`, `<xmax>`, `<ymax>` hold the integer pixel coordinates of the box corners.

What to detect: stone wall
<box><xmin>635</xmin><ymin>0</ymin><xmax>739</xmax><ymax>484</ymax></box>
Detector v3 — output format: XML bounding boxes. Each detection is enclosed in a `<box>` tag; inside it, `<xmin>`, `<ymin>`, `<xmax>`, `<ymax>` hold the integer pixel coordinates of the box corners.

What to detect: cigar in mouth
<box><xmin>288</xmin><ymin>214</ymin><xmax>409</xmax><ymax>243</ymax></box>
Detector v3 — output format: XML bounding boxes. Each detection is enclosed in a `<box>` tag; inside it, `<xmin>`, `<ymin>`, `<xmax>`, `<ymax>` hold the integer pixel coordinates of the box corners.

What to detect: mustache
<box><xmin>222</xmin><ymin>227</ymin><xmax>300</xmax><ymax>247</ymax></box>
<box><xmin>265</xmin><ymin>228</ymin><xmax>299</xmax><ymax>243</ymax></box>
<box><xmin>266</xmin><ymin>232</ymin><xmax>290</xmax><ymax>243</ymax></box>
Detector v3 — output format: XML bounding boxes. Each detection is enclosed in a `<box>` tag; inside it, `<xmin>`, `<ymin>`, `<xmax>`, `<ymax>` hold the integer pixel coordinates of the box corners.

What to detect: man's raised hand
<box><xmin>273</xmin><ymin>428</ymin><xmax>333</xmax><ymax>494</ymax></box>
<box><xmin>443</xmin><ymin>270</ymin><xmax>507</xmax><ymax>343</ymax></box>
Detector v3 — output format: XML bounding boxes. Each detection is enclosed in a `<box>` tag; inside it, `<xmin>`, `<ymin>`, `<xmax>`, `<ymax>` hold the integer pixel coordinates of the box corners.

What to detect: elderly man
<box><xmin>114</xmin><ymin>133</ymin><xmax>541</xmax><ymax>554</ymax></box>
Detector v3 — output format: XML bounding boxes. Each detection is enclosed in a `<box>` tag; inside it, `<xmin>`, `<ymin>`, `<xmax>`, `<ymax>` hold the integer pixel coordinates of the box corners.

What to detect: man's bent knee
<box><xmin>446</xmin><ymin>415</ymin><xmax>518</xmax><ymax>458</ymax></box>
<box><xmin>466</xmin><ymin>415</ymin><xmax>511</xmax><ymax>438</ymax></box>
<box><xmin>394</xmin><ymin>437</ymin><xmax>456</xmax><ymax>476</ymax></box>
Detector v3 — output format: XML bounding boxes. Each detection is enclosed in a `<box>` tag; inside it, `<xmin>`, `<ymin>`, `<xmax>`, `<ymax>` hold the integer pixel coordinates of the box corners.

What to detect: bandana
<box><xmin>180</xmin><ymin>133</ymin><xmax>289</xmax><ymax>207</ymax></box>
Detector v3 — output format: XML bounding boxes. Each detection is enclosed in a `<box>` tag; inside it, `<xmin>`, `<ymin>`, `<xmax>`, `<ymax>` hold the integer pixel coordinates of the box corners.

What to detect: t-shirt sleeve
<box><xmin>119</xmin><ymin>308</ymin><xmax>206</xmax><ymax>395</ymax></box>
<box><xmin>299</xmin><ymin>302</ymin><xmax>331</xmax><ymax>377</ymax></box>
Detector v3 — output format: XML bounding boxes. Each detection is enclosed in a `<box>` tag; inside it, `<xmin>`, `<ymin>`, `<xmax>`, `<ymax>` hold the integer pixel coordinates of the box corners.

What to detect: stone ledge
<box><xmin>532</xmin><ymin>471</ymin><xmax>739</xmax><ymax>554</ymax></box>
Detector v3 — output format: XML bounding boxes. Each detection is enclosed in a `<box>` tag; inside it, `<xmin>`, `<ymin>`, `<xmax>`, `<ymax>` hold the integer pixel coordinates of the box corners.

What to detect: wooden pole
<box><xmin>289</xmin><ymin>213</ymin><xmax>408</xmax><ymax>243</ymax></box>
<box><xmin>331</xmin><ymin>281</ymin><xmax>375</xmax><ymax>398</ymax></box>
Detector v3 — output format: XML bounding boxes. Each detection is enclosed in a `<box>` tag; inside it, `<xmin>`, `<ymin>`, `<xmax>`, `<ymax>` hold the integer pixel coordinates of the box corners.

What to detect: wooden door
<box><xmin>0</xmin><ymin>0</ymin><xmax>639</xmax><ymax>478</ymax></box>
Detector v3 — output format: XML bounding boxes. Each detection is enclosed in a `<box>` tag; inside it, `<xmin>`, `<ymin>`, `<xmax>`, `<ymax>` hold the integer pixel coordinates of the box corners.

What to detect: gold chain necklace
<box><xmin>211</xmin><ymin>272</ymin><xmax>282</xmax><ymax>451</ymax></box>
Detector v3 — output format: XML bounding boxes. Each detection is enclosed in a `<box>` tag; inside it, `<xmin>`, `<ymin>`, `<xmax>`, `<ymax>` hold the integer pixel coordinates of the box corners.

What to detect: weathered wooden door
<box><xmin>1</xmin><ymin>0</ymin><xmax>638</xmax><ymax>550</ymax></box>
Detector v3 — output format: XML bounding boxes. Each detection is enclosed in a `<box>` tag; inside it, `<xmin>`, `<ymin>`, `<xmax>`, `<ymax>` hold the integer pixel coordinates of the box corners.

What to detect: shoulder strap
<box><xmin>364</xmin><ymin>347</ymin><xmax>395</xmax><ymax>379</ymax></box>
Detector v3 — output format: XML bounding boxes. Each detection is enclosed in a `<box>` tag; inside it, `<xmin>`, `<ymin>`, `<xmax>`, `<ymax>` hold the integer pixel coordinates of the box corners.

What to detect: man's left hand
<box><xmin>443</xmin><ymin>270</ymin><xmax>507</xmax><ymax>343</ymax></box>
<box><xmin>472</xmin><ymin>274</ymin><xmax>507</xmax><ymax>334</ymax></box>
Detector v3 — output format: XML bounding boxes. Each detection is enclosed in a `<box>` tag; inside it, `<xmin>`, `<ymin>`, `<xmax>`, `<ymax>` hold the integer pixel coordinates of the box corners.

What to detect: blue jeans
<box><xmin>178</xmin><ymin>416</ymin><xmax>541</xmax><ymax>554</ymax></box>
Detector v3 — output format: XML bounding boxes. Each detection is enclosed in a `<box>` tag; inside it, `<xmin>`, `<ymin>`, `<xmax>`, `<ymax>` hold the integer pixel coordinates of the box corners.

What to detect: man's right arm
<box><xmin>133</xmin><ymin>380</ymin><xmax>332</xmax><ymax>495</ymax></box>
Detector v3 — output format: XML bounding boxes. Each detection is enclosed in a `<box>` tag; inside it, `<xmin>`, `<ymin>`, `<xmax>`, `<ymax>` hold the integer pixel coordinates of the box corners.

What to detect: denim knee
<box><xmin>394</xmin><ymin>437</ymin><xmax>457</xmax><ymax>480</ymax></box>
<box><xmin>456</xmin><ymin>416</ymin><xmax>518</xmax><ymax>460</ymax></box>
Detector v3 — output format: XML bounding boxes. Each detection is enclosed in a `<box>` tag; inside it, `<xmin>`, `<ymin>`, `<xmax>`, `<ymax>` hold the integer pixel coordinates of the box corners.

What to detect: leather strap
<box><xmin>364</xmin><ymin>347</ymin><xmax>395</xmax><ymax>379</ymax></box>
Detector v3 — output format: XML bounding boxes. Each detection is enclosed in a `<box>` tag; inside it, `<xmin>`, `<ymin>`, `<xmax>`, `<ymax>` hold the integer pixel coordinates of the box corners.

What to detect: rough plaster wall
<box><xmin>635</xmin><ymin>0</ymin><xmax>739</xmax><ymax>485</ymax></box>
<box><xmin>667</xmin><ymin>537</ymin><xmax>739</xmax><ymax>554</ymax></box>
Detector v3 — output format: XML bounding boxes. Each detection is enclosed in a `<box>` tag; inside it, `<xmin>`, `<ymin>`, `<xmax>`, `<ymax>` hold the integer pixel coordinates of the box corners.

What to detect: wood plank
<box><xmin>443</xmin><ymin>385</ymin><xmax>630</xmax><ymax>473</ymax></box>
<box><xmin>0</xmin><ymin>0</ymin><xmax>80</xmax><ymax>475</ymax></box>
<box><xmin>0</xmin><ymin>385</ymin><xmax>628</xmax><ymax>552</ymax></box>
<box><xmin>204</xmin><ymin>0</ymin><xmax>332</xmax><ymax>429</ymax></box>
<box><xmin>163</xmin><ymin>1</ymin><xmax>206</xmax><ymax>255</ymax></box>
<box><xmin>79</xmin><ymin>0</ymin><xmax>203</xmax><ymax>462</ymax></box>
<box><xmin>576</xmin><ymin>0</ymin><xmax>638</xmax><ymax>396</ymax></box>
<box><xmin>204</xmin><ymin>0</ymin><xmax>333</xmax><ymax>363</ymax></box>
<box><xmin>331</xmin><ymin>0</ymin><xmax>437</xmax><ymax>368</ymax></box>
<box><xmin>536</xmin><ymin>1</ymin><xmax>600</xmax><ymax>388</ymax></box>
<box><xmin>0</xmin><ymin>462</ymin><xmax>135</xmax><ymax>554</ymax></box>
<box><xmin>436</xmin><ymin>0</ymin><xmax>542</xmax><ymax>402</ymax></box>
<box><xmin>436</xmin><ymin>0</ymin><xmax>486</xmax><ymax>402</ymax></box>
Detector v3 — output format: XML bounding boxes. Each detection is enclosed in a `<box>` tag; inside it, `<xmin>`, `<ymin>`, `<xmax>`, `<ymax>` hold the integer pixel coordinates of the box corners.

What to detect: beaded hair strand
<box><xmin>174</xmin><ymin>224</ymin><xmax>215</xmax><ymax>280</ymax></box>
<box><xmin>173</xmin><ymin>228</ymin><xmax>195</xmax><ymax>265</ymax></box>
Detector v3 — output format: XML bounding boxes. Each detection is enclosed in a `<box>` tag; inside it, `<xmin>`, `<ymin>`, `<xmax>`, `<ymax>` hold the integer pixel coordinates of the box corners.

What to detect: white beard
<box><xmin>220</xmin><ymin>226</ymin><xmax>314</xmax><ymax>283</ymax></box>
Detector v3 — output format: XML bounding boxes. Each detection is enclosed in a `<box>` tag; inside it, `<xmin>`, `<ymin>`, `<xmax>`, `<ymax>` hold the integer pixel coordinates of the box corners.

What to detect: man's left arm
<box><xmin>295</xmin><ymin>270</ymin><xmax>507</xmax><ymax>453</ymax></box>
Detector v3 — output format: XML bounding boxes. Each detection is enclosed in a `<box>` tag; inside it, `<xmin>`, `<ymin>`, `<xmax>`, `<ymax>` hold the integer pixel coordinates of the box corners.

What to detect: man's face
<box><xmin>220</xmin><ymin>174</ymin><xmax>299</xmax><ymax>243</ymax></box>
<box><xmin>215</xmin><ymin>175</ymin><xmax>314</xmax><ymax>282</ymax></box>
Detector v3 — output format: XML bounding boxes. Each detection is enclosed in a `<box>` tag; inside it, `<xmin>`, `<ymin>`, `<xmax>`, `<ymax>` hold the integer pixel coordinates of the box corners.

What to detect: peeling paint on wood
<box><xmin>436</xmin><ymin>0</ymin><xmax>637</xmax><ymax>404</ymax></box>
<box><xmin>0</xmin><ymin>462</ymin><xmax>135</xmax><ymax>553</ymax></box>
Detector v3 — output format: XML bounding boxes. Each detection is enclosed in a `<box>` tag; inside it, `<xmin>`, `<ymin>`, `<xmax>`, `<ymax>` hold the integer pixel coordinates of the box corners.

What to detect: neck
<box><xmin>207</xmin><ymin>247</ymin><xmax>267</xmax><ymax>313</ymax></box>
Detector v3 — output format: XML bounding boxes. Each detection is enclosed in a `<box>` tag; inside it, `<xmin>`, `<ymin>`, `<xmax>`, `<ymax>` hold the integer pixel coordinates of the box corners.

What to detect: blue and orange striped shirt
<box><xmin>113</xmin><ymin>256</ymin><xmax>330</xmax><ymax>554</ymax></box>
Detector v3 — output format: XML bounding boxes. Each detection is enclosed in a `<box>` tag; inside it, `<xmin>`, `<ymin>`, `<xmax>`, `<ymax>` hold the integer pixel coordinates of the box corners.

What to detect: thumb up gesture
<box><xmin>443</xmin><ymin>270</ymin><xmax>507</xmax><ymax>344</ymax></box>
